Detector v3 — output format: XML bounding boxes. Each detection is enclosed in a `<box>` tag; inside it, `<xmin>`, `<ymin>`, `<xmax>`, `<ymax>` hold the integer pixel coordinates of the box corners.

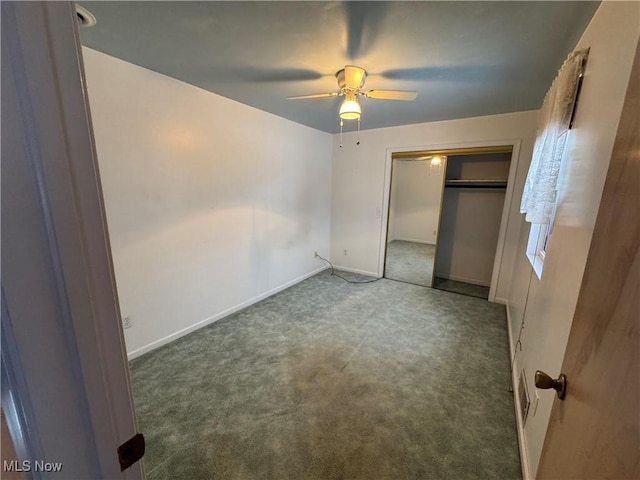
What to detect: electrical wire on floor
<box><xmin>315</xmin><ymin>254</ymin><xmax>381</xmax><ymax>284</ymax></box>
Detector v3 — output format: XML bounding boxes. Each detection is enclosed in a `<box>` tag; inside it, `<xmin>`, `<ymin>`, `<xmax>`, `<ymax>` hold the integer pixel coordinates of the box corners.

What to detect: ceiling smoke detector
<box><xmin>75</xmin><ymin>4</ymin><xmax>97</xmax><ymax>27</ymax></box>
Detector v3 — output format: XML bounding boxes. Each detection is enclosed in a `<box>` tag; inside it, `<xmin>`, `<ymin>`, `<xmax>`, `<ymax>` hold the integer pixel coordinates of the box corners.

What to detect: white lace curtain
<box><xmin>520</xmin><ymin>48</ymin><xmax>589</xmax><ymax>224</ymax></box>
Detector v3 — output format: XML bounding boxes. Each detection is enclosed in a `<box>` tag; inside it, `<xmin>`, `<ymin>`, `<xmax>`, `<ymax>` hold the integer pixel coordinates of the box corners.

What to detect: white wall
<box><xmin>330</xmin><ymin>110</ymin><xmax>538</xmax><ymax>302</ymax></box>
<box><xmin>505</xmin><ymin>2</ymin><xmax>640</xmax><ymax>478</ymax></box>
<box><xmin>388</xmin><ymin>160</ymin><xmax>444</xmax><ymax>244</ymax></box>
<box><xmin>82</xmin><ymin>48</ymin><xmax>332</xmax><ymax>357</ymax></box>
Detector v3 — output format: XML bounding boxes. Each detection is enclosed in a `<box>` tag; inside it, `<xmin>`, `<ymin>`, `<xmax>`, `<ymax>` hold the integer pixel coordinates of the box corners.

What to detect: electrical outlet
<box><xmin>123</xmin><ymin>316</ymin><xmax>132</xmax><ymax>329</ymax></box>
<box><xmin>343</xmin><ymin>248</ymin><xmax>348</xmax><ymax>256</ymax></box>
<box><xmin>314</xmin><ymin>251</ymin><xmax>319</xmax><ymax>258</ymax></box>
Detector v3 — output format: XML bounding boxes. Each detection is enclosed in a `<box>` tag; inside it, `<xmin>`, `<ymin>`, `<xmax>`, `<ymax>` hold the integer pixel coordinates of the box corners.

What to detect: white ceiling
<box><xmin>78</xmin><ymin>1</ymin><xmax>599</xmax><ymax>134</ymax></box>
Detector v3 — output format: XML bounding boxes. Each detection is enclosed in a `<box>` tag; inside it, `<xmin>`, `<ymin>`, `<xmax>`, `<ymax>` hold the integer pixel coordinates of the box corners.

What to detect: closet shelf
<box><xmin>445</xmin><ymin>180</ymin><xmax>508</xmax><ymax>189</ymax></box>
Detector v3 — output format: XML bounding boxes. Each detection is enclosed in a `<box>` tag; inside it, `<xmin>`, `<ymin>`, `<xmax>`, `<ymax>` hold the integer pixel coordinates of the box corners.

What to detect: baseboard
<box><xmin>331</xmin><ymin>265</ymin><xmax>380</xmax><ymax>278</ymax></box>
<box><xmin>127</xmin><ymin>265</ymin><xmax>329</xmax><ymax>360</ymax></box>
<box><xmin>506</xmin><ymin>302</ymin><xmax>532</xmax><ymax>480</ymax></box>
<box><xmin>434</xmin><ymin>273</ymin><xmax>491</xmax><ymax>287</ymax></box>
<box><xmin>389</xmin><ymin>237</ymin><xmax>436</xmax><ymax>245</ymax></box>
<box><xmin>505</xmin><ymin>301</ymin><xmax>512</xmax><ymax>334</ymax></box>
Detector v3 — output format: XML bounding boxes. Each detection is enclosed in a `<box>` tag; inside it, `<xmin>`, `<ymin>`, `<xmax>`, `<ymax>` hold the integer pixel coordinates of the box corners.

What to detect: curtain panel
<box><xmin>520</xmin><ymin>48</ymin><xmax>589</xmax><ymax>224</ymax></box>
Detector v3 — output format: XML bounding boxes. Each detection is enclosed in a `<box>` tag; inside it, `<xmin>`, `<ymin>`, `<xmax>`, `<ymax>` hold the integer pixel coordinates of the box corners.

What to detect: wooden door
<box><xmin>537</xmin><ymin>40</ymin><xmax>639</xmax><ymax>479</ymax></box>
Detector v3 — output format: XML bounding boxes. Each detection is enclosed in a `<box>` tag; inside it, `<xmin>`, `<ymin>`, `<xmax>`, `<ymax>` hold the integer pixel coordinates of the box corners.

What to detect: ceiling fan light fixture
<box><xmin>339</xmin><ymin>93</ymin><xmax>361</xmax><ymax>120</ymax></box>
<box><xmin>430</xmin><ymin>155</ymin><xmax>444</xmax><ymax>166</ymax></box>
<box><xmin>415</xmin><ymin>155</ymin><xmax>445</xmax><ymax>166</ymax></box>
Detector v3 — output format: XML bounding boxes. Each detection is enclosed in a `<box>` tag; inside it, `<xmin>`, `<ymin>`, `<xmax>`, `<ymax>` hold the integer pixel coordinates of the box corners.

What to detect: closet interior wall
<box><xmin>435</xmin><ymin>152</ymin><xmax>512</xmax><ymax>286</ymax></box>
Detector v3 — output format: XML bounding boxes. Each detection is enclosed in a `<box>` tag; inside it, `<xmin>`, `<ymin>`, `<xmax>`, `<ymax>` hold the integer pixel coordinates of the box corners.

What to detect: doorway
<box><xmin>381</xmin><ymin>144</ymin><xmax>516</xmax><ymax>300</ymax></box>
<box><xmin>434</xmin><ymin>149</ymin><xmax>512</xmax><ymax>299</ymax></box>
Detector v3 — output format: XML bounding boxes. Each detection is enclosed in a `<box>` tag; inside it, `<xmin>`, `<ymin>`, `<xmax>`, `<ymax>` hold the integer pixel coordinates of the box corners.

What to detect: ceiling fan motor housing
<box><xmin>336</xmin><ymin>66</ymin><xmax>367</xmax><ymax>91</ymax></box>
<box><xmin>286</xmin><ymin>65</ymin><xmax>416</xmax><ymax>102</ymax></box>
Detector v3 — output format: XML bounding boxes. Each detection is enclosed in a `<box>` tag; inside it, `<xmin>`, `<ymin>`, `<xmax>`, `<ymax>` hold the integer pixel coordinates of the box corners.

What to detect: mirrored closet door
<box><xmin>383</xmin><ymin>154</ymin><xmax>447</xmax><ymax>287</ymax></box>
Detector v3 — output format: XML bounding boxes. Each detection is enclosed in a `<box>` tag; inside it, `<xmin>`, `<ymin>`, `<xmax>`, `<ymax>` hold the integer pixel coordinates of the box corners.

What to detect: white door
<box><xmin>2</xmin><ymin>2</ymin><xmax>143</xmax><ymax>477</ymax></box>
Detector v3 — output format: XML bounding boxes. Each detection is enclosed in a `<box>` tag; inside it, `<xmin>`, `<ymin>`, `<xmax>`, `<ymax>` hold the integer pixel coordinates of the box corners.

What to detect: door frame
<box><xmin>2</xmin><ymin>2</ymin><xmax>142</xmax><ymax>477</ymax></box>
<box><xmin>378</xmin><ymin>139</ymin><xmax>522</xmax><ymax>302</ymax></box>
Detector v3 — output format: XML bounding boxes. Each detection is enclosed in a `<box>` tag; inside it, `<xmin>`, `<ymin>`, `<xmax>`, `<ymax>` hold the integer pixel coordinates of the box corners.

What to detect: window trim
<box><xmin>526</xmin><ymin>223</ymin><xmax>548</xmax><ymax>279</ymax></box>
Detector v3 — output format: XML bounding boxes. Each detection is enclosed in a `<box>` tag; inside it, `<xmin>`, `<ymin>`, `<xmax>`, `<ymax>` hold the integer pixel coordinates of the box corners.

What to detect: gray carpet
<box><xmin>433</xmin><ymin>277</ymin><xmax>491</xmax><ymax>300</ymax></box>
<box><xmin>130</xmin><ymin>270</ymin><xmax>521</xmax><ymax>480</ymax></box>
<box><xmin>384</xmin><ymin>240</ymin><xmax>435</xmax><ymax>287</ymax></box>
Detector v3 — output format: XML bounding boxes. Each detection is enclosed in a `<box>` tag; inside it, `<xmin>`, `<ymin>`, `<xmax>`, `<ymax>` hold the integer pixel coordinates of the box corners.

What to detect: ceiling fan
<box><xmin>287</xmin><ymin>65</ymin><xmax>418</xmax><ymax>121</ymax></box>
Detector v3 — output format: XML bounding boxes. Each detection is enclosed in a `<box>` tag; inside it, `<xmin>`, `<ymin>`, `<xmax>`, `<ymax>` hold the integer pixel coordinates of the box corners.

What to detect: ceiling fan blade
<box><xmin>286</xmin><ymin>92</ymin><xmax>339</xmax><ymax>100</ymax></box>
<box><xmin>344</xmin><ymin>65</ymin><xmax>366</xmax><ymax>89</ymax></box>
<box><xmin>381</xmin><ymin>65</ymin><xmax>496</xmax><ymax>82</ymax></box>
<box><xmin>365</xmin><ymin>90</ymin><xmax>418</xmax><ymax>101</ymax></box>
<box><xmin>344</xmin><ymin>2</ymin><xmax>389</xmax><ymax>59</ymax></box>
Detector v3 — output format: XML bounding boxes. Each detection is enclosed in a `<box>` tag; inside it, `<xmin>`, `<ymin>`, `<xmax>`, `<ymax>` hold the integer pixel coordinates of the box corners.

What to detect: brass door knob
<box><xmin>535</xmin><ymin>370</ymin><xmax>567</xmax><ymax>400</ymax></box>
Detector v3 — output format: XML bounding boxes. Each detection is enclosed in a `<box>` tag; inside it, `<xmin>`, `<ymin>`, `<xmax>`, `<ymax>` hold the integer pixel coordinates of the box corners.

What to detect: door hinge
<box><xmin>117</xmin><ymin>433</ymin><xmax>145</xmax><ymax>471</ymax></box>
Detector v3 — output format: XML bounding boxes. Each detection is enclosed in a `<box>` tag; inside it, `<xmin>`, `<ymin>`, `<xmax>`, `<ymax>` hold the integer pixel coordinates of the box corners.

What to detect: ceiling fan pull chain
<box><xmin>357</xmin><ymin>117</ymin><xmax>361</xmax><ymax>145</ymax></box>
<box><xmin>340</xmin><ymin>119</ymin><xmax>343</xmax><ymax>148</ymax></box>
